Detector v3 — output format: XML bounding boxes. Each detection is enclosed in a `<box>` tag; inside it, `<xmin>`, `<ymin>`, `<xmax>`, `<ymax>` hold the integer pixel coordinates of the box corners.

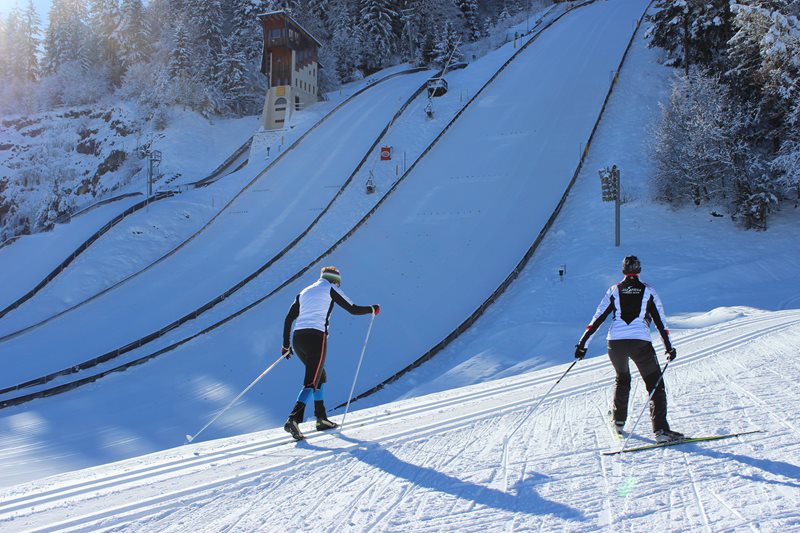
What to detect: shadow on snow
<box><xmin>302</xmin><ymin>433</ymin><xmax>586</xmax><ymax>521</ymax></box>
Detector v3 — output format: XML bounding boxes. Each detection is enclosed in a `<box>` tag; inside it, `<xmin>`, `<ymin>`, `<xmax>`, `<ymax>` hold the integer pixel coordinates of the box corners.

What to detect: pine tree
<box><xmin>647</xmin><ymin>0</ymin><xmax>733</xmax><ymax>74</ymax></box>
<box><xmin>359</xmin><ymin>0</ymin><xmax>398</xmax><ymax>72</ymax></box>
<box><xmin>219</xmin><ymin>37</ymin><xmax>250</xmax><ymax>115</ymax></box>
<box><xmin>118</xmin><ymin>0</ymin><xmax>149</xmax><ymax>73</ymax></box>
<box><xmin>20</xmin><ymin>0</ymin><xmax>42</xmax><ymax>82</ymax></box>
<box><xmin>432</xmin><ymin>20</ymin><xmax>462</xmax><ymax>68</ymax></box>
<box><xmin>43</xmin><ymin>0</ymin><xmax>91</xmax><ymax>75</ymax></box>
<box><xmin>457</xmin><ymin>0</ymin><xmax>481</xmax><ymax>42</ymax></box>
<box><xmin>497</xmin><ymin>2</ymin><xmax>511</xmax><ymax>25</ymax></box>
<box><xmin>169</xmin><ymin>22</ymin><xmax>191</xmax><ymax>78</ymax></box>
<box><xmin>0</xmin><ymin>16</ymin><xmax>8</xmax><ymax>81</ymax></box>
<box><xmin>88</xmin><ymin>0</ymin><xmax>122</xmax><ymax>84</ymax></box>
<box><xmin>726</xmin><ymin>4</ymin><xmax>771</xmax><ymax>102</ymax></box>
<box><xmin>185</xmin><ymin>0</ymin><xmax>224</xmax><ymax>90</ymax></box>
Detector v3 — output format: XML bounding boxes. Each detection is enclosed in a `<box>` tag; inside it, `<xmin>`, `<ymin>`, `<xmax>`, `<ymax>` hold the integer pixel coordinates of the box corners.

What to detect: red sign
<box><xmin>380</xmin><ymin>146</ymin><xmax>392</xmax><ymax>160</ymax></box>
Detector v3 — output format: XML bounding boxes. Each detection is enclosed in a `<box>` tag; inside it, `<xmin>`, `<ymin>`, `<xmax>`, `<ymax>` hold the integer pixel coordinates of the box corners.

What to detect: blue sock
<box><xmin>297</xmin><ymin>387</ymin><xmax>312</xmax><ymax>404</ymax></box>
<box><xmin>313</xmin><ymin>384</ymin><xmax>325</xmax><ymax>402</ymax></box>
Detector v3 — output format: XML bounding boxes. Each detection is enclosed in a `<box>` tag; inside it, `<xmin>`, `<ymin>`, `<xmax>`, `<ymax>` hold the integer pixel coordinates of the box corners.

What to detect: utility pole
<box><xmin>138</xmin><ymin>146</ymin><xmax>162</xmax><ymax>206</ymax></box>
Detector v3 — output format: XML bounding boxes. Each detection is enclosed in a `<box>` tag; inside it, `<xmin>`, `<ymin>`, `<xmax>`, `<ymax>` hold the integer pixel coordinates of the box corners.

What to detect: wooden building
<box><xmin>258</xmin><ymin>10</ymin><xmax>322</xmax><ymax>130</ymax></box>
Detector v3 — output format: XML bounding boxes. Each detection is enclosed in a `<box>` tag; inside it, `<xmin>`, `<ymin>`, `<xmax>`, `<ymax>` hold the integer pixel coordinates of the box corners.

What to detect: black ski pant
<box><xmin>607</xmin><ymin>339</ymin><xmax>670</xmax><ymax>433</ymax></box>
<box><xmin>293</xmin><ymin>328</ymin><xmax>327</xmax><ymax>389</ymax></box>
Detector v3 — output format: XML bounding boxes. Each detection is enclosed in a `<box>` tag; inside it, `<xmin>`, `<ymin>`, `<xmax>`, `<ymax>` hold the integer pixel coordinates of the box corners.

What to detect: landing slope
<box><xmin>0</xmin><ymin>0</ymin><xmax>646</xmax><ymax>483</ymax></box>
<box><xmin>0</xmin><ymin>70</ymin><xmax>432</xmax><ymax>381</ymax></box>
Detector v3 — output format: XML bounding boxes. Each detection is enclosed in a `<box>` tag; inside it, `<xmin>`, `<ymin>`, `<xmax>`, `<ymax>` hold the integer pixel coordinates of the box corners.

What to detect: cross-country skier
<box><xmin>282</xmin><ymin>266</ymin><xmax>379</xmax><ymax>440</ymax></box>
<box><xmin>574</xmin><ymin>256</ymin><xmax>683</xmax><ymax>443</ymax></box>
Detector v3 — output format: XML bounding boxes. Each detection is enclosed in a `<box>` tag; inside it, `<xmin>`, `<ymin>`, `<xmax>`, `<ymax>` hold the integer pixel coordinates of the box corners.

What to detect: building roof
<box><xmin>258</xmin><ymin>10</ymin><xmax>323</xmax><ymax>48</ymax></box>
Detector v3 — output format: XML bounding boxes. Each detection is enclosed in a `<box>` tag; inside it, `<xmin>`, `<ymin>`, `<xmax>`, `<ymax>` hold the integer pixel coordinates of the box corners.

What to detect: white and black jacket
<box><xmin>578</xmin><ymin>275</ymin><xmax>672</xmax><ymax>350</ymax></box>
<box><xmin>283</xmin><ymin>279</ymin><xmax>373</xmax><ymax>346</ymax></box>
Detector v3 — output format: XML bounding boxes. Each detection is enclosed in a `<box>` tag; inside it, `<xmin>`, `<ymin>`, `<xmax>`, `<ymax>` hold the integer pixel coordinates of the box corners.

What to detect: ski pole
<box><xmin>502</xmin><ymin>359</ymin><xmax>578</xmax><ymax>492</ymax></box>
<box><xmin>339</xmin><ymin>311</ymin><xmax>376</xmax><ymax>431</ymax></box>
<box><xmin>618</xmin><ymin>360</ymin><xmax>670</xmax><ymax>452</ymax></box>
<box><xmin>186</xmin><ymin>354</ymin><xmax>285</xmax><ymax>444</ymax></box>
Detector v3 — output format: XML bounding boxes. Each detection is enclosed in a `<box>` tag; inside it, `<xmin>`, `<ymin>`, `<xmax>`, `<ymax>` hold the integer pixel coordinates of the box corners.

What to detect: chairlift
<box><xmin>427</xmin><ymin>77</ymin><xmax>448</xmax><ymax>98</ymax></box>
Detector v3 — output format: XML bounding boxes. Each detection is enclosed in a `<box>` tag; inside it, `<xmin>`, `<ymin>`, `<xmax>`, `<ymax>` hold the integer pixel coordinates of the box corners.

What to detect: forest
<box><xmin>0</xmin><ymin>0</ymin><xmax>798</xmax><ymax>237</ymax></box>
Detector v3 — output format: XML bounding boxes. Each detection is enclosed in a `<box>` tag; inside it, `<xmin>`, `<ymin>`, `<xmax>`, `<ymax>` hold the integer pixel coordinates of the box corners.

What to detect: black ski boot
<box><xmin>655</xmin><ymin>428</ymin><xmax>684</xmax><ymax>443</ymax></box>
<box><xmin>284</xmin><ymin>402</ymin><xmax>306</xmax><ymax>441</ymax></box>
<box><xmin>315</xmin><ymin>400</ymin><xmax>338</xmax><ymax>431</ymax></box>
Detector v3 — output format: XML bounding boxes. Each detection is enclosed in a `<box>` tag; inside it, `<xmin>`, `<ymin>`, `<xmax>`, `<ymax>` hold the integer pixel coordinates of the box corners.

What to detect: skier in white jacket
<box><xmin>281</xmin><ymin>266</ymin><xmax>379</xmax><ymax>440</ymax></box>
<box><xmin>575</xmin><ymin>256</ymin><xmax>683</xmax><ymax>443</ymax></box>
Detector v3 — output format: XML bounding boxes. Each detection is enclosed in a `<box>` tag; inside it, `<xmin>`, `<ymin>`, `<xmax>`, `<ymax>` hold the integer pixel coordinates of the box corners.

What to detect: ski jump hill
<box><xmin>2</xmin><ymin>0</ymin><xmax>800</xmax><ymax>529</ymax></box>
<box><xmin>0</xmin><ymin>0</ymin><xmax>732</xmax><ymax>490</ymax></box>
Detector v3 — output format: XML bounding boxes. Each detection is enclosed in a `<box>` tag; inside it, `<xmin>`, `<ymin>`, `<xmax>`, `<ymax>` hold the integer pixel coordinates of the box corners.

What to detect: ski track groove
<box><xmin>681</xmin><ymin>451</ymin><xmax>712</xmax><ymax>533</ymax></box>
<box><xmin>724</xmin><ymin>373</ymin><xmax>800</xmax><ymax>437</ymax></box>
<box><xmin>592</xmin><ymin>429</ymin><xmax>616</xmax><ymax>531</ymax></box>
<box><xmin>708</xmin><ymin>489</ymin><xmax>761</xmax><ymax>533</ymax></box>
<box><xmin>3</xmin><ymin>311</ymin><xmax>799</xmax><ymax>531</ymax></box>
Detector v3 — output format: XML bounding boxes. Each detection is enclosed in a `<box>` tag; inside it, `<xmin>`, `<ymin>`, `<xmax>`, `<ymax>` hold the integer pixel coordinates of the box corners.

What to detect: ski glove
<box><xmin>665</xmin><ymin>347</ymin><xmax>677</xmax><ymax>361</ymax></box>
<box><xmin>372</xmin><ymin>304</ymin><xmax>381</xmax><ymax>316</ymax></box>
<box><xmin>574</xmin><ymin>345</ymin><xmax>587</xmax><ymax>360</ymax></box>
<box><xmin>282</xmin><ymin>345</ymin><xmax>293</xmax><ymax>359</ymax></box>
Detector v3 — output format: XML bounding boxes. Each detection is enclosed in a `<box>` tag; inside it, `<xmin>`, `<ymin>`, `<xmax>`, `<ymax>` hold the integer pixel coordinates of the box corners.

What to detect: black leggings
<box><xmin>608</xmin><ymin>339</ymin><xmax>669</xmax><ymax>432</ymax></box>
<box><xmin>293</xmin><ymin>329</ymin><xmax>327</xmax><ymax>389</ymax></box>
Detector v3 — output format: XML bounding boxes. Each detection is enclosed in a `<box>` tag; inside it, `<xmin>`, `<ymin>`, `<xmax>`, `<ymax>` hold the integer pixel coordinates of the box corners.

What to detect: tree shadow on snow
<box><xmin>300</xmin><ymin>434</ymin><xmax>586</xmax><ymax>521</ymax></box>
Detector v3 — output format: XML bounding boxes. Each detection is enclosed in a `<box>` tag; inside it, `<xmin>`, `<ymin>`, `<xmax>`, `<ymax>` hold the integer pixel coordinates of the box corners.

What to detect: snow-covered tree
<box><xmin>169</xmin><ymin>22</ymin><xmax>192</xmax><ymax>79</ymax></box>
<box><xmin>648</xmin><ymin>0</ymin><xmax>733</xmax><ymax>73</ymax></box>
<box><xmin>497</xmin><ymin>2</ymin><xmax>511</xmax><ymax>25</ymax></box>
<box><xmin>88</xmin><ymin>0</ymin><xmax>122</xmax><ymax>84</ymax></box>
<box><xmin>186</xmin><ymin>0</ymin><xmax>225</xmax><ymax>87</ymax></box>
<box><xmin>118</xmin><ymin>0</ymin><xmax>149</xmax><ymax>73</ymax></box>
<box><xmin>219</xmin><ymin>37</ymin><xmax>250</xmax><ymax>115</ymax></box>
<box><xmin>19</xmin><ymin>1</ymin><xmax>42</xmax><ymax>82</ymax></box>
<box><xmin>0</xmin><ymin>16</ymin><xmax>8</xmax><ymax>81</ymax></box>
<box><xmin>43</xmin><ymin>0</ymin><xmax>90</xmax><ymax>75</ymax></box>
<box><xmin>653</xmin><ymin>70</ymin><xmax>751</xmax><ymax>208</ymax></box>
<box><xmin>458</xmin><ymin>0</ymin><xmax>482</xmax><ymax>41</ymax></box>
<box><xmin>432</xmin><ymin>20</ymin><xmax>463</xmax><ymax>68</ymax></box>
<box><xmin>359</xmin><ymin>0</ymin><xmax>399</xmax><ymax>72</ymax></box>
<box><xmin>726</xmin><ymin>4</ymin><xmax>772</xmax><ymax>100</ymax></box>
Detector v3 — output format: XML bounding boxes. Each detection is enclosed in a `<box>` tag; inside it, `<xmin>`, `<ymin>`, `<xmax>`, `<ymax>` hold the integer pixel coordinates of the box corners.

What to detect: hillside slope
<box><xmin>1</xmin><ymin>309</ymin><xmax>797</xmax><ymax>531</ymax></box>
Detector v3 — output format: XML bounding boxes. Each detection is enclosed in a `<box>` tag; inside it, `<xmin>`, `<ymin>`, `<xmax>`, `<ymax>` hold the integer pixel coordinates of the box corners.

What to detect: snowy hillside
<box><xmin>0</xmin><ymin>0</ymin><xmax>799</xmax><ymax>530</ymax></box>
<box><xmin>0</xmin><ymin>104</ymin><xmax>258</xmax><ymax>241</ymax></box>
<box><xmin>1</xmin><ymin>309</ymin><xmax>798</xmax><ymax>531</ymax></box>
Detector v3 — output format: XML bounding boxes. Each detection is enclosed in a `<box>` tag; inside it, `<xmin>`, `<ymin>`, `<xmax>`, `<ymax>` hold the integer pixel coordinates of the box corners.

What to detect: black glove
<box><xmin>372</xmin><ymin>304</ymin><xmax>381</xmax><ymax>316</ymax></box>
<box><xmin>574</xmin><ymin>345</ymin><xmax>587</xmax><ymax>360</ymax></box>
<box><xmin>281</xmin><ymin>345</ymin><xmax>293</xmax><ymax>359</ymax></box>
<box><xmin>666</xmin><ymin>347</ymin><xmax>677</xmax><ymax>361</ymax></box>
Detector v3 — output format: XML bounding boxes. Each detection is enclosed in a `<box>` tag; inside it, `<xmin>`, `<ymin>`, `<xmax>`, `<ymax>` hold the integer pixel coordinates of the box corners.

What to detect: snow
<box><xmin>0</xmin><ymin>65</ymin><xmax>428</xmax><ymax>330</ymax></box>
<box><xmin>1</xmin><ymin>310</ymin><xmax>798</xmax><ymax>531</ymax></box>
<box><xmin>0</xmin><ymin>0</ymin><xmax>799</xmax><ymax>530</ymax></box>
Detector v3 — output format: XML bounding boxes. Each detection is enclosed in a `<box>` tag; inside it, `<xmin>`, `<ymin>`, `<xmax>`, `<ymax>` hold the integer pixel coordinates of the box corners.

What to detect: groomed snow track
<box><xmin>1</xmin><ymin>309</ymin><xmax>798</xmax><ymax>531</ymax></box>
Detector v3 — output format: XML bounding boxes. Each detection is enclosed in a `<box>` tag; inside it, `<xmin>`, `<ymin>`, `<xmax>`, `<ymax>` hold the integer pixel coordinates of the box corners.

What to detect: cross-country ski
<box><xmin>603</xmin><ymin>430</ymin><xmax>766</xmax><ymax>456</ymax></box>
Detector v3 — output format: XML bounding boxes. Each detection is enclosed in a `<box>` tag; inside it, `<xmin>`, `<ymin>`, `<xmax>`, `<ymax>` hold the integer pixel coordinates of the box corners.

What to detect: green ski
<box><xmin>603</xmin><ymin>430</ymin><xmax>764</xmax><ymax>456</ymax></box>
